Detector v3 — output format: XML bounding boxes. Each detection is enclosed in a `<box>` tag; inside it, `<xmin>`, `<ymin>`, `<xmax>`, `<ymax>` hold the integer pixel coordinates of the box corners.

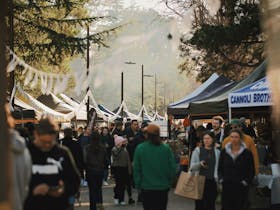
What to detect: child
<box><xmin>111</xmin><ymin>135</ymin><xmax>132</xmax><ymax>206</ymax></box>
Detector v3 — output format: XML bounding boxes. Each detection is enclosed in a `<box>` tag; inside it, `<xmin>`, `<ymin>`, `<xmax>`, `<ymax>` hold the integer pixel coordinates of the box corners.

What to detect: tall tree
<box><xmin>10</xmin><ymin>0</ymin><xmax>122</xmax><ymax>93</ymax></box>
<box><xmin>164</xmin><ymin>0</ymin><xmax>265</xmax><ymax>82</ymax></box>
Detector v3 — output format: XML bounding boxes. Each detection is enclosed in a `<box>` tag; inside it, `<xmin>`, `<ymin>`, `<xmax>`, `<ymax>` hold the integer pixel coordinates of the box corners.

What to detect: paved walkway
<box><xmin>75</xmin><ymin>185</ymin><xmax>193</xmax><ymax>210</ymax></box>
<box><xmin>74</xmin><ymin>181</ymin><xmax>221</xmax><ymax>210</ymax></box>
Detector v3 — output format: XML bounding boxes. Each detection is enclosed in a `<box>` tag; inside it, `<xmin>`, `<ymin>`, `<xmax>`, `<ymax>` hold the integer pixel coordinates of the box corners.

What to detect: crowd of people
<box><xmin>8</xmin><ymin>100</ymin><xmax>274</xmax><ymax>210</ymax></box>
<box><xmin>10</xmin><ymin>104</ymin><xmax>176</xmax><ymax>210</ymax></box>
<box><xmin>185</xmin><ymin>116</ymin><xmax>273</xmax><ymax>210</ymax></box>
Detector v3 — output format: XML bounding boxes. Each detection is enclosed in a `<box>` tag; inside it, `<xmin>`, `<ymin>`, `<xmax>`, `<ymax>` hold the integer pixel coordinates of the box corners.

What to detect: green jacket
<box><xmin>133</xmin><ymin>141</ymin><xmax>176</xmax><ymax>190</ymax></box>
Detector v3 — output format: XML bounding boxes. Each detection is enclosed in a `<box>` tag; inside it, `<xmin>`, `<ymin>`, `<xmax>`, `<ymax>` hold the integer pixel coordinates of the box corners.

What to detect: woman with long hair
<box><xmin>218</xmin><ymin>129</ymin><xmax>255</xmax><ymax>210</ymax></box>
<box><xmin>190</xmin><ymin>131</ymin><xmax>220</xmax><ymax>210</ymax></box>
<box><xmin>133</xmin><ymin>124</ymin><xmax>176</xmax><ymax>210</ymax></box>
<box><xmin>84</xmin><ymin>132</ymin><xmax>107</xmax><ymax>210</ymax></box>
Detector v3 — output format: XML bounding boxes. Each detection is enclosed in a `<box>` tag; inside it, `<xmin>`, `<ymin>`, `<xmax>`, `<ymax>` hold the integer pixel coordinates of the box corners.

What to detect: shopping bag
<box><xmin>174</xmin><ymin>171</ymin><xmax>205</xmax><ymax>200</ymax></box>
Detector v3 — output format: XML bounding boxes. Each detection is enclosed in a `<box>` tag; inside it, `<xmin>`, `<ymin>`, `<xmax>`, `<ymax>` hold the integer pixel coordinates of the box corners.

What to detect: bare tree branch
<box><xmin>164</xmin><ymin>0</ymin><xmax>184</xmax><ymax>17</ymax></box>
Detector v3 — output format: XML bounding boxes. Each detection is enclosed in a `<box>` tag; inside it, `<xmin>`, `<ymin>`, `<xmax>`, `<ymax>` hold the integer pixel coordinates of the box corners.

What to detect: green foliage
<box><xmin>178</xmin><ymin>0</ymin><xmax>265</xmax><ymax>82</ymax></box>
<box><xmin>11</xmin><ymin>0</ymin><xmax>121</xmax><ymax>71</ymax></box>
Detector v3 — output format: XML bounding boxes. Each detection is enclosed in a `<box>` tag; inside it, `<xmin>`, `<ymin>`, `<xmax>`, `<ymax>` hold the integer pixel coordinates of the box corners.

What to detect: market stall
<box><xmin>228</xmin><ymin>77</ymin><xmax>272</xmax><ymax>120</ymax></box>
<box><xmin>168</xmin><ymin>73</ymin><xmax>232</xmax><ymax>119</ymax></box>
<box><xmin>188</xmin><ymin>61</ymin><xmax>266</xmax><ymax>119</ymax></box>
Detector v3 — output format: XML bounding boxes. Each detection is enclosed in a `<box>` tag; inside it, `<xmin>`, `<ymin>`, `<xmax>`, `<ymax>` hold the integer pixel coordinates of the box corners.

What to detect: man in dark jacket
<box><xmin>59</xmin><ymin>127</ymin><xmax>84</xmax><ymax>209</ymax></box>
<box><xmin>24</xmin><ymin>118</ymin><xmax>80</xmax><ymax>210</ymax></box>
<box><xmin>130</xmin><ymin>121</ymin><xmax>148</xmax><ymax>203</ymax></box>
<box><xmin>124</xmin><ymin>119</ymin><xmax>139</xmax><ymax>160</ymax></box>
<box><xmin>130</xmin><ymin>121</ymin><xmax>148</xmax><ymax>162</ymax></box>
<box><xmin>112</xmin><ymin>121</ymin><xmax>124</xmax><ymax>136</ymax></box>
<box><xmin>124</xmin><ymin>120</ymin><xmax>139</xmax><ymax>204</ymax></box>
<box><xmin>59</xmin><ymin>128</ymin><xmax>84</xmax><ymax>177</ymax></box>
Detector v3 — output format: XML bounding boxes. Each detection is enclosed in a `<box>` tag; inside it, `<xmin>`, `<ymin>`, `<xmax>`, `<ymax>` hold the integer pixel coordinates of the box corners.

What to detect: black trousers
<box><xmin>142</xmin><ymin>189</ymin><xmax>169</xmax><ymax>210</ymax></box>
<box><xmin>126</xmin><ymin>175</ymin><xmax>133</xmax><ymax>198</ymax></box>
<box><xmin>114</xmin><ymin>167</ymin><xmax>129</xmax><ymax>202</ymax></box>
<box><xmin>86</xmin><ymin>170</ymin><xmax>104</xmax><ymax>210</ymax></box>
<box><xmin>195</xmin><ymin>179</ymin><xmax>217</xmax><ymax>210</ymax></box>
<box><xmin>222</xmin><ymin>182</ymin><xmax>249</xmax><ymax>210</ymax></box>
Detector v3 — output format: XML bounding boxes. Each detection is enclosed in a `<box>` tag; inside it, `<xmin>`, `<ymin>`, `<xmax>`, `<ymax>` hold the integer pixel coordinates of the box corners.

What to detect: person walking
<box><xmin>133</xmin><ymin>124</ymin><xmax>176</xmax><ymax>210</ymax></box>
<box><xmin>190</xmin><ymin>131</ymin><xmax>220</xmax><ymax>210</ymax></box>
<box><xmin>218</xmin><ymin>129</ymin><xmax>255</xmax><ymax>210</ymax></box>
<box><xmin>78</xmin><ymin>126</ymin><xmax>92</xmax><ymax>186</ymax></box>
<box><xmin>84</xmin><ymin>132</ymin><xmax>107</xmax><ymax>210</ymax></box>
<box><xmin>111</xmin><ymin>135</ymin><xmax>131</xmax><ymax>206</ymax></box>
<box><xmin>222</xmin><ymin>119</ymin><xmax>259</xmax><ymax>175</ymax></box>
<box><xmin>130</xmin><ymin>121</ymin><xmax>149</xmax><ymax>204</ymax></box>
<box><xmin>100</xmin><ymin>127</ymin><xmax>114</xmax><ymax>186</ymax></box>
<box><xmin>6</xmin><ymin>104</ymin><xmax>31</xmax><ymax>210</ymax></box>
<box><xmin>59</xmin><ymin>127</ymin><xmax>84</xmax><ymax>209</ymax></box>
<box><xmin>24</xmin><ymin>117</ymin><xmax>80</xmax><ymax>210</ymax></box>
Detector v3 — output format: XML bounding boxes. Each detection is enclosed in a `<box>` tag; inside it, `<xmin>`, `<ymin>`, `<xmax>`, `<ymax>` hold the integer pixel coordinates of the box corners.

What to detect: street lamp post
<box><xmin>124</xmin><ymin>62</ymin><xmax>153</xmax><ymax>120</ymax></box>
<box><xmin>86</xmin><ymin>25</ymin><xmax>90</xmax><ymax>124</ymax></box>
<box><xmin>141</xmin><ymin>65</ymin><xmax>144</xmax><ymax>118</ymax></box>
<box><xmin>154</xmin><ymin>73</ymin><xmax>157</xmax><ymax>113</ymax></box>
<box><xmin>121</xmin><ymin>71</ymin><xmax>124</xmax><ymax>118</ymax></box>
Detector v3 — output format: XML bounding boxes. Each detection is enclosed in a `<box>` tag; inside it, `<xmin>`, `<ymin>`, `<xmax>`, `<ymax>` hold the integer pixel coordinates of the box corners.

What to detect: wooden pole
<box><xmin>121</xmin><ymin>72</ymin><xmax>124</xmax><ymax>118</ymax></box>
<box><xmin>86</xmin><ymin>25</ymin><xmax>90</xmax><ymax>125</ymax></box>
<box><xmin>0</xmin><ymin>0</ymin><xmax>12</xmax><ymax>209</ymax></box>
<box><xmin>154</xmin><ymin>73</ymin><xmax>157</xmax><ymax>113</ymax></box>
<box><xmin>8</xmin><ymin>0</ymin><xmax>14</xmax><ymax>96</ymax></box>
<box><xmin>141</xmin><ymin>65</ymin><xmax>144</xmax><ymax>119</ymax></box>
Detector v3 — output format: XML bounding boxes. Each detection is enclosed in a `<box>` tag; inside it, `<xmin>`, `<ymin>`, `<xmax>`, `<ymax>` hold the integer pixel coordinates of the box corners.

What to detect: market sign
<box><xmin>228</xmin><ymin>77</ymin><xmax>272</xmax><ymax>108</ymax></box>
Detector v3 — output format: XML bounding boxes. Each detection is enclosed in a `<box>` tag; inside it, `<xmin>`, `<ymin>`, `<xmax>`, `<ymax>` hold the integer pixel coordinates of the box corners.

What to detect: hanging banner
<box><xmin>228</xmin><ymin>77</ymin><xmax>273</xmax><ymax>108</ymax></box>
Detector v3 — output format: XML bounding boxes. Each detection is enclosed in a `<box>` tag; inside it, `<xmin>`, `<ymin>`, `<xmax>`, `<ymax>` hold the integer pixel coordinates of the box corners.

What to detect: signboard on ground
<box><xmin>153</xmin><ymin>120</ymin><xmax>168</xmax><ymax>138</ymax></box>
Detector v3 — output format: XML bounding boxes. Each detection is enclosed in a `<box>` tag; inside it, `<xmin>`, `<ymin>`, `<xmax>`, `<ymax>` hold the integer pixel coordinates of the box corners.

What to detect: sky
<box><xmin>123</xmin><ymin>0</ymin><xmax>163</xmax><ymax>10</ymax></box>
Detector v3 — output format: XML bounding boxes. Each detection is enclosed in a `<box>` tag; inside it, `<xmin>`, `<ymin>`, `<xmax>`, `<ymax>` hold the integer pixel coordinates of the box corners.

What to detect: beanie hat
<box><xmin>230</xmin><ymin>119</ymin><xmax>241</xmax><ymax>126</ymax></box>
<box><xmin>146</xmin><ymin>124</ymin><xmax>160</xmax><ymax>136</ymax></box>
<box><xmin>114</xmin><ymin>135</ymin><xmax>126</xmax><ymax>146</ymax></box>
<box><xmin>141</xmin><ymin>121</ymin><xmax>149</xmax><ymax>129</ymax></box>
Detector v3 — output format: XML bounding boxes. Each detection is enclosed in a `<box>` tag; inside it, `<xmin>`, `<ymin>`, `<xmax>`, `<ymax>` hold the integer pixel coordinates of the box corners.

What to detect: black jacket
<box><xmin>84</xmin><ymin>144</ymin><xmax>107</xmax><ymax>174</ymax></box>
<box><xmin>124</xmin><ymin>127</ymin><xmax>138</xmax><ymax>160</ymax></box>
<box><xmin>24</xmin><ymin>143</ymin><xmax>80</xmax><ymax>210</ymax></box>
<box><xmin>130</xmin><ymin>131</ymin><xmax>145</xmax><ymax>161</ymax></box>
<box><xmin>218</xmin><ymin>147</ymin><xmax>255</xmax><ymax>185</ymax></box>
<box><xmin>59</xmin><ymin>137</ymin><xmax>84</xmax><ymax>173</ymax></box>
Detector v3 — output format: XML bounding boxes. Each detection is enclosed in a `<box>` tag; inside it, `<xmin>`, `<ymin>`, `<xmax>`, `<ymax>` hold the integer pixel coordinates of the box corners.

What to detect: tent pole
<box><xmin>228</xmin><ymin>107</ymin><xmax>232</xmax><ymax>122</ymax></box>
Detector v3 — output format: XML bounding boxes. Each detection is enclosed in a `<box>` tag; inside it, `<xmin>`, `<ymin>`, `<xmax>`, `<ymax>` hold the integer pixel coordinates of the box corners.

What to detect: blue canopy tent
<box><xmin>188</xmin><ymin>61</ymin><xmax>266</xmax><ymax>119</ymax></box>
<box><xmin>167</xmin><ymin>73</ymin><xmax>232</xmax><ymax>119</ymax></box>
<box><xmin>228</xmin><ymin>77</ymin><xmax>272</xmax><ymax>108</ymax></box>
<box><xmin>228</xmin><ymin>77</ymin><xmax>272</xmax><ymax>120</ymax></box>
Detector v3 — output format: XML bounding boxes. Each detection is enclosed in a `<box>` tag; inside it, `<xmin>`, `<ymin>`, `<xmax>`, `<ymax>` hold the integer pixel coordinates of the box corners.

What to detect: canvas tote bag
<box><xmin>174</xmin><ymin>171</ymin><xmax>205</xmax><ymax>200</ymax></box>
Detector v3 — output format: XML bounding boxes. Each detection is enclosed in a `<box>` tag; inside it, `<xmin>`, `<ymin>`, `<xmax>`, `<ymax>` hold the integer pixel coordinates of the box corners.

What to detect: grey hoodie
<box><xmin>11</xmin><ymin>129</ymin><xmax>31</xmax><ymax>210</ymax></box>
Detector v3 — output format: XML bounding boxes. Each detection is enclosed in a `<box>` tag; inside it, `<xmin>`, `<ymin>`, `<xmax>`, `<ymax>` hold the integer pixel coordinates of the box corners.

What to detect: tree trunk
<box><xmin>0</xmin><ymin>0</ymin><xmax>12</xmax><ymax>210</ymax></box>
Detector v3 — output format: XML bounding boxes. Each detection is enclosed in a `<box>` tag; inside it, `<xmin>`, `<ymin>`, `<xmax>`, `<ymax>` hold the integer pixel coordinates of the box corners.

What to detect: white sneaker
<box><xmin>120</xmin><ymin>201</ymin><xmax>126</xmax><ymax>206</ymax></box>
<box><xmin>82</xmin><ymin>180</ymin><xmax>88</xmax><ymax>187</ymax></box>
<box><xmin>103</xmin><ymin>181</ymin><xmax>109</xmax><ymax>186</ymax></box>
<box><xmin>114</xmin><ymin>199</ymin><xmax>119</xmax><ymax>205</ymax></box>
